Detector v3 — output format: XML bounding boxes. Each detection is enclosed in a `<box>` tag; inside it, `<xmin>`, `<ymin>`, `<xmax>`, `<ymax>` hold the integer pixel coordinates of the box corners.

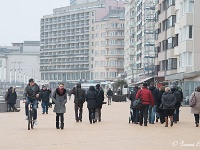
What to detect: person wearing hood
<box><xmin>171</xmin><ymin>81</ymin><xmax>183</xmax><ymax>123</ymax></box>
<box><xmin>7</xmin><ymin>87</ymin><xmax>20</xmax><ymax>112</ymax></box>
<box><xmin>52</xmin><ymin>83</ymin><xmax>67</xmax><ymax>130</ymax></box>
<box><xmin>23</xmin><ymin>79</ymin><xmax>41</xmax><ymax>125</ymax></box>
<box><xmin>160</xmin><ymin>87</ymin><xmax>177</xmax><ymax>127</ymax></box>
<box><xmin>148</xmin><ymin>82</ymin><xmax>159</xmax><ymax>124</ymax></box>
<box><xmin>71</xmin><ymin>83</ymin><xmax>86</xmax><ymax>122</ymax></box>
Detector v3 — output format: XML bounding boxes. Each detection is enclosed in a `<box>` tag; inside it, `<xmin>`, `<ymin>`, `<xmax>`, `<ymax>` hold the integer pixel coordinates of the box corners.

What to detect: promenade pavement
<box><xmin>0</xmin><ymin>97</ymin><xmax>199</xmax><ymax>150</ymax></box>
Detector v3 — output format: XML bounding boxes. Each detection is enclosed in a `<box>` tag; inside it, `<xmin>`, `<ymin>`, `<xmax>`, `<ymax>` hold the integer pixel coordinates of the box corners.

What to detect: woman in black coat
<box><xmin>86</xmin><ymin>86</ymin><xmax>97</xmax><ymax>124</ymax></box>
<box><xmin>7</xmin><ymin>87</ymin><xmax>20</xmax><ymax>112</ymax></box>
<box><xmin>160</xmin><ymin>87</ymin><xmax>177</xmax><ymax>127</ymax></box>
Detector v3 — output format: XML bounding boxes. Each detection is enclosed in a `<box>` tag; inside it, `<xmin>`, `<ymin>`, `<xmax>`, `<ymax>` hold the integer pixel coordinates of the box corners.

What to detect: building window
<box><xmin>167</xmin><ymin>15</ymin><xmax>176</xmax><ymax>29</ymax></box>
<box><xmin>167</xmin><ymin>37</ymin><xmax>176</xmax><ymax>49</ymax></box>
<box><xmin>162</xmin><ymin>20</ymin><xmax>167</xmax><ymax>31</ymax></box>
<box><xmin>95</xmin><ymin>72</ymin><xmax>99</xmax><ymax>79</ymax></box>
<box><xmin>189</xmin><ymin>25</ymin><xmax>193</xmax><ymax>38</ymax></box>
<box><xmin>95</xmin><ymin>61</ymin><xmax>99</xmax><ymax>67</ymax></box>
<box><xmin>180</xmin><ymin>25</ymin><xmax>193</xmax><ymax>42</ymax></box>
<box><xmin>174</xmin><ymin>34</ymin><xmax>179</xmax><ymax>47</ymax></box>
<box><xmin>166</xmin><ymin>0</ymin><xmax>175</xmax><ymax>8</ymax></box>
<box><xmin>168</xmin><ymin>58</ymin><xmax>177</xmax><ymax>70</ymax></box>
<box><xmin>181</xmin><ymin>52</ymin><xmax>192</xmax><ymax>67</ymax></box>
<box><xmin>181</xmin><ymin>0</ymin><xmax>194</xmax><ymax>15</ymax></box>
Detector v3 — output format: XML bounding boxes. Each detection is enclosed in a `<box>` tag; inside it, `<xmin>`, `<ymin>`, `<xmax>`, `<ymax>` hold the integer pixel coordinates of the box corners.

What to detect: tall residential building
<box><xmin>124</xmin><ymin>0</ymin><xmax>156</xmax><ymax>84</ymax></box>
<box><xmin>92</xmin><ymin>8</ymin><xmax>125</xmax><ymax>81</ymax></box>
<box><xmin>155</xmin><ymin>0</ymin><xmax>200</xmax><ymax>97</ymax></box>
<box><xmin>40</xmin><ymin>0</ymin><xmax>125</xmax><ymax>82</ymax></box>
<box><xmin>124</xmin><ymin>0</ymin><xmax>135</xmax><ymax>83</ymax></box>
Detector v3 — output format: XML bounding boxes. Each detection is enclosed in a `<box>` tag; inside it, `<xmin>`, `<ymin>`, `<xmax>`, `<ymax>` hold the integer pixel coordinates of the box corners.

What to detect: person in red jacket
<box><xmin>136</xmin><ymin>83</ymin><xmax>154</xmax><ymax>126</ymax></box>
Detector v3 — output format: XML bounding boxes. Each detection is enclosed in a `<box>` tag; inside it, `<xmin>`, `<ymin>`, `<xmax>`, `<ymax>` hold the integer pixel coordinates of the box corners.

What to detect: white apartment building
<box><xmin>155</xmin><ymin>0</ymin><xmax>200</xmax><ymax>98</ymax></box>
<box><xmin>92</xmin><ymin>8</ymin><xmax>125</xmax><ymax>81</ymax></box>
<box><xmin>124</xmin><ymin>0</ymin><xmax>156</xmax><ymax>84</ymax></box>
<box><xmin>124</xmin><ymin>0</ymin><xmax>136</xmax><ymax>84</ymax></box>
<box><xmin>0</xmin><ymin>41</ymin><xmax>40</xmax><ymax>88</ymax></box>
<box><xmin>40</xmin><ymin>0</ymin><xmax>125</xmax><ymax>82</ymax></box>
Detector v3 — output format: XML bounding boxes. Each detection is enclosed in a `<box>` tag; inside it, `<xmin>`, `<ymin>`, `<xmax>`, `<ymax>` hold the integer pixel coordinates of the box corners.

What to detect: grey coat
<box><xmin>161</xmin><ymin>91</ymin><xmax>177</xmax><ymax>109</ymax></box>
<box><xmin>52</xmin><ymin>88</ymin><xmax>67</xmax><ymax>113</ymax></box>
<box><xmin>190</xmin><ymin>92</ymin><xmax>200</xmax><ymax>114</ymax></box>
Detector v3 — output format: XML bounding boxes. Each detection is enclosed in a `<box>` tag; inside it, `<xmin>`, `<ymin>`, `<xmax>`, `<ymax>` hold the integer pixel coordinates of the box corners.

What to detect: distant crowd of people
<box><xmin>128</xmin><ymin>81</ymin><xmax>200</xmax><ymax>127</ymax></box>
<box><xmin>22</xmin><ymin>79</ymin><xmax>110</xmax><ymax>129</ymax></box>
<box><xmin>5</xmin><ymin>78</ymin><xmax>200</xmax><ymax>129</ymax></box>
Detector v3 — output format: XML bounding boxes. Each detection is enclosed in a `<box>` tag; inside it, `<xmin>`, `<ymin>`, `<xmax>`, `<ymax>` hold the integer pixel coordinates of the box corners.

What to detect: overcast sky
<box><xmin>0</xmin><ymin>0</ymin><xmax>70</xmax><ymax>46</ymax></box>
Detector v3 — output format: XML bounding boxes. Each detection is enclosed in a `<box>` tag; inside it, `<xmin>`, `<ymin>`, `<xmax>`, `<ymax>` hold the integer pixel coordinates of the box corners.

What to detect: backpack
<box><xmin>173</xmin><ymin>90</ymin><xmax>183</xmax><ymax>103</ymax></box>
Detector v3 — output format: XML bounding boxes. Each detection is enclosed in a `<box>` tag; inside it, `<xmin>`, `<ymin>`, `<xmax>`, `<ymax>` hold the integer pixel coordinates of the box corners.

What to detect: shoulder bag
<box><xmin>190</xmin><ymin>92</ymin><xmax>196</xmax><ymax>107</ymax></box>
<box><xmin>132</xmin><ymin>90</ymin><xmax>143</xmax><ymax>108</ymax></box>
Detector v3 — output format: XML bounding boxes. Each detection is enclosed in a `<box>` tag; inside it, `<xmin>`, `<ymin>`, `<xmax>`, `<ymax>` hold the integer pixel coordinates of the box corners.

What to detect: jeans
<box><xmin>42</xmin><ymin>101</ymin><xmax>49</xmax><ymax>113</ymax></box>
<box><xmin>25</xmin><ymin>98</ymin><xmax>38</xmax><ymax>120</ymax></box>
<box><xmin>149</xmin><ymin>105</ymin><xmax>157</xmax><ymax>123</ymax></box>
<box><xmin>133</xmin><ymin>108</ymin><xmax>139</xmax><ymax>123</ymax></box>
<box><xmin>74</xmin><ymin>103</ymin><xmax>83</xmax><ymax>121</ymax></box>
<box><xmin>108</xmin><ymin>96</ymin><xmax>112</xmax><ymax>105</ymax></box>
<box><xmin>174</xmin><ymin>103</ymin><xmax>180</xmax><ymax>122</ymax></box>
<box><xmin>88</xmin><ymin>108</ymin><xmax>96</xmax><ymax>123</ymax></box>
<box><xmin>95</xmin><ymin>108</ymin><xmax>101</xmax><ymax>121</ymax></box>
<box><xmin>139</xmin><ymin>105</ymin><xmax>149</xmax><ymax>125</ymax></box>
<box><xmin>194</xmin><ymin>114</ymin><xmax>199</xmax><ymax>124</ymax></box>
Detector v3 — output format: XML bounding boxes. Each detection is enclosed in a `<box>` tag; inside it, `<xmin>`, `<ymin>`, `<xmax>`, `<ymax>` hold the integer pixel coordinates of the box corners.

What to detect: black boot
<box><xmin>60</xmin><ymin>123</ymin><xmax>64</xmax><ymax>130</ymax></box>
<box><xmin>56</xmin><ymin>122</ymin><xmax>59</xmax><ymax>129</ymax></box>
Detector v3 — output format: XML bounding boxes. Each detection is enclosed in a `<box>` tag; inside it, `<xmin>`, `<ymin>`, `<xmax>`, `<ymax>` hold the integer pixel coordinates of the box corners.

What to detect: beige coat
<box><xmin>190</xmin><ymin>92</ymin><xmax>200</xmax><ymax>114</ymax></box>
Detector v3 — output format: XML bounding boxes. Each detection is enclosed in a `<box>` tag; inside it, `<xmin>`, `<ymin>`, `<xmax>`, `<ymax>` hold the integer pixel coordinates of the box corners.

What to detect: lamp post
<box><xmin>4</xmin><ymin>67</ymin><xmax>6</xmax><ymax>93</ymax></box>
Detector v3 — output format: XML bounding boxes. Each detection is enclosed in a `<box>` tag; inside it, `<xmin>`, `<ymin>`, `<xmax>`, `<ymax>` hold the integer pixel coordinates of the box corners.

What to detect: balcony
<box><xmin>104</xmin><ymin>66</ymin><xmax>124</xmax><ymax>70</ymax></box>
<box><xmin>104</xmin><ymin>54</ymin><xmax>124</xmax><ymax>59</ymax></box>
<box><xmin>105</xmin><ymin>35</ymin><xmax>124</xmax><ymax>40</ymax></box>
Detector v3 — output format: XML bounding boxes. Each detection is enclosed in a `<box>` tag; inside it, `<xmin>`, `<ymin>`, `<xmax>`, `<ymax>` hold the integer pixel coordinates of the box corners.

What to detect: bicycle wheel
<box><xmin>31</xmin><ymin>110</ymin><xmax>34</xmax><ymax>129</ymax></box>
<box><xmin>28</xmin><ymin>110</ymin><xmax>32</xmax><ymax>130</ymax></box>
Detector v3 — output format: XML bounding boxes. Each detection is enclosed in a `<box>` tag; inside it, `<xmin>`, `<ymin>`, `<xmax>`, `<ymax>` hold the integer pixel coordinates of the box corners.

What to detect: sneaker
<box><xmin>33</xmin><ymin>120</ymin><xmax>38</xmax><ymax>125</ymax></box>
<box><xmin>25</xmin><ymin>116</ymin><xmax>28</xmax><ymax>120</ymax></box>
<box><xmin>46</xmin><ymin>112</ymin><xmax>48</xmax><ymax>114</ymax></box>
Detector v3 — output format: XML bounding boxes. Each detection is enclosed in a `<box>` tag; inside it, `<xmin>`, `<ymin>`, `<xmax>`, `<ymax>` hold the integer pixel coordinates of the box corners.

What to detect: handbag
<box><xmin>132</xmin><ymin>90</ymin><xmax>143</xmax><ymax>108</ymax></box>
<box><xmin>190</xmin><ymin>92</ymin><xmax>196</xmax><ymax>107</ymax></box>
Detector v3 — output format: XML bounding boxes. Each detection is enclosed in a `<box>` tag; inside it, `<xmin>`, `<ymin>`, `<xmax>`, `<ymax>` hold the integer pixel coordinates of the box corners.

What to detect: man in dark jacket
<box><xmin>107</xmin><ymin>88</ymin><xmax>113</xmax><ymax>105</ymax></box>
<box><xmin>24</xmin><ymin>78</ymin><xmax>41</xmax><ymax>125</ymax></box>
<box><xmin>95</xmin><ymin>84</ymin><xmax>104</xmax><ymax>122</ymax></box>
<box><xmin>129</xmin><ymin>86</ymin><xmax>139</xmax><ymax>124</ymax></box>
<box><xmin>40</xmin><ymin>85</ymin><xmax>51</xmax><ymax>114</ymax></box>
<box><xmin>71</xmin><ymin>84</ymin><xmax>86</xmax><ymax>122</ymax></box>
<box><xmin>148</xmin><ymin>82</ymin><xmax>159</xmax><ymax>124</ymax></box>
<box><xmin>171</xmin><ymin>82</ymin><xmax>183</xmax><ymax>123</ymax></box>
<box><xmin>136</xmin><ymin>83</ymin><xmax>154</xmax><ymax>126</ymax></box>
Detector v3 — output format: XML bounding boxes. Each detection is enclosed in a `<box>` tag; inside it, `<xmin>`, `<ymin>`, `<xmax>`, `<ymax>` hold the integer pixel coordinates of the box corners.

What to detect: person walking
<box><xmin>52</xmin><ymin>83</ymin><xmax>67</xmax><ymax>130</ymax></box>
<box><xmin>107</xmin><ymin>88</ymin><xmax>113</xmax><ymax>105</ymax></box>
<box><xmin>189</xmin><ymin>86</ymin><xmax>200</xmax><ymax>127</ymax></box>
<box><xmin>129</xmin><ymin>86</ymin><xmax>140</xmax><ymax>124</ymax></box>
<box><xmin>40</xmin><ymin>85</ymin><xmax>51</xmax><ymax>114</ymax></box>
<box><xmin>160</xmin><ymin>87</ymin><xmax>177</xmax><ymax>127</ymax></box>
<box><xmin>24</xmin><ymin>79</ymin><xmax>41</xmax><ymax>125</ymax></box>
<box><xmin>148</xmin><ymin>82</ymin><xmax>159</xmax><ymax>124</ymax></box>
<box><xmin>7</xmin><ymin>87</ymin><xmax>20</xmax><ymax>112</ymax></box>
<box><xmin>171</xmin><ymin>81</ymin><xmax>183</xmax><ymax>123</ymax></box>
<box><xmin>86</xmin><ymin>86</ymin><xmax>97</xmax><ymax>124</ymax></box>
<box><xmin>95</xmin><ymin>84</ymin><xmax>104</xmax><ymax>122</ymax></box>
<box><xmin>136</xmin><ymin>83</ymin><xmax>154</xmax><ymax>126</ymax></box>
<box><xmin>157</xmin><ymin>86</ymin><xmax>165</xmax><ymax>124</ymax></box>
<box><xmin>71</xmin><ymin>84</ymin><xmax>86</xmax><ymax>122</ymax></box>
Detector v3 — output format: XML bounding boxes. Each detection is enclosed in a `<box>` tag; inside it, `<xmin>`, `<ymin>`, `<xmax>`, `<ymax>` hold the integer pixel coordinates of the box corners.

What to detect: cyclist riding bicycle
<box><xmin>23</xmin><ymin>78</ymin><xmax>41</xmax><ymax>125</ymax></box>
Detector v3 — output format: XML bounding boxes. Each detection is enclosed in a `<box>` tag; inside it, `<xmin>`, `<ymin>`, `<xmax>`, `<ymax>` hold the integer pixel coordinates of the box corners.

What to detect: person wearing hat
<box><xmin>40</xmin><ymin>85</ymin><xmax>51</xmax><ymax>114</ymax></box>
<box><xmin>136</xmin><ymin>83</ymin><xmax>154</xmax><ymax>126</ymax></box>
<box><xmin>23</xmin><ymin>78</ymin><xmax>41</xmax><ymax>125</ymax></box>
<box><xmin>95</xmin><ymin>84</ymin><xmax>104</xmax><ymax>122</ymax></box>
